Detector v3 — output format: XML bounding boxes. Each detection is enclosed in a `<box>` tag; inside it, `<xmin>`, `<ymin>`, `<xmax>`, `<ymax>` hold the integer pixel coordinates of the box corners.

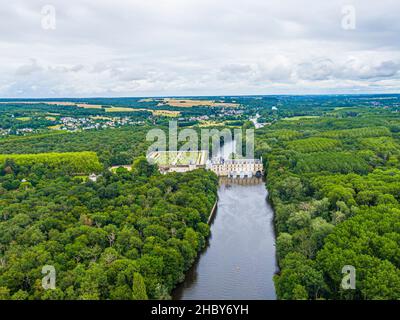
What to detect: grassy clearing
<box><xmin>105</xmin><ymin>107</ymin><xmax>145</xmax><ymax>112</ymax></box>
<box><xmin>48</xmin><ymin>125</ymin><xmax>62</xmax><ymax>130</ymax></box>
<box><xmin>199</xmin><ymin>120</ymin><xmax>226</xmax><ymax>127</ymax></box>
<box><xmin>76</xmin><ymin>103</ymin><xmax>104</xmax><ymax>109</ymax></box>
<box><xmin>90</xmin><ymin>116</ymin><xmax>113</xmax><ymax>120</ymax></box>
<box><xmin>152</xmin><ymin>110</ymin><xmax>180</xmax><ymax>117</ymax></box>
<box><xmin>105</xmin><ymin>107</ymin><xmax>179</xmax><ymax>117</ymax></box>
<box><xmin>282</xmin><ymin>116</ymin><xmax>320</xmax><ymax>121</ymax></box>
<box><xmin>110</xmin><ymin>165</ymin><xmax>133</xmax><ymax>172</ymax></box>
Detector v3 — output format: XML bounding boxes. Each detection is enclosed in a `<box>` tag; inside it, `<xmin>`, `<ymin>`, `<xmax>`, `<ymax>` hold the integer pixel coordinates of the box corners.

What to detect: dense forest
<box><xmin>0</xmin><ymin>127</ymin><xmax>151</xmax><ymax>167</ymax></box>
<box><xmin>0</xmin><ymin>119</ymin><xmax>218</xmax><ymax>299</ymax></box>
<box><xmin>0</xmin><ymin>155</ymin><xmax>218</xmax><ymax>299</ymax></box>
<box><xmin>255</xmin><ymin>105</ymin><xmax>400</xmax><ymax>300</ymax></box>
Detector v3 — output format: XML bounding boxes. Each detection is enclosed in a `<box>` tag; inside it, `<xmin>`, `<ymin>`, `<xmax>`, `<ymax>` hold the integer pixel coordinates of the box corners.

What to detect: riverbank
<box><xmin>207</xmin><ymin>200</ymin><xmax>218</xmax><ymax>224</ymax></box>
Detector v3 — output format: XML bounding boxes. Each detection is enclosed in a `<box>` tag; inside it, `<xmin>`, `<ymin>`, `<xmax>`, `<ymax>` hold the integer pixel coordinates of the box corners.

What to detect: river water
<box><xmin>172</xmin><ymin>170</ymin><xmax>277</xmax><ymax>299</ymax></box>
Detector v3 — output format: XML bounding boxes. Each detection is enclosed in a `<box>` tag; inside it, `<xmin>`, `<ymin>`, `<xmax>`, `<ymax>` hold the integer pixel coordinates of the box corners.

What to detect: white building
<box><xmin>207</xmin><ymin>158</ymin><xmax>263</xmax><ymax>178</ymax></box>
<box><xmin>89</xmin><ymin>173</ymin><xmax>100</xmax><ymax>182</ymax></box>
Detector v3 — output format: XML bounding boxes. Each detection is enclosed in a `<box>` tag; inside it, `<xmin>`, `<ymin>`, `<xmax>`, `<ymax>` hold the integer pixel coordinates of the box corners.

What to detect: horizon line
<box><xmin>1</xmin><ymin>92</ymin><xmax>400</xmax><ymax>100</ymax></box>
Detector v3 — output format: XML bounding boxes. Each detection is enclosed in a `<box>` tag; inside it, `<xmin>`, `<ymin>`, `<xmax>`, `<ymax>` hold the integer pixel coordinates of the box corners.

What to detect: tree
<box><xmin>132</xmin><ymin>157</ymin><xmax>158</xmax><ymax>177</ymax></box>
<box><xmin>275</xmin><ymin>253</ymin><xmax>326</xmax><ymax>300</ymax></box>
<box><xmin>276</xmin><ymin>233</ymin><xmax>294</xmax><ymax>261</ymax></box>
<box><xmin>326</xmin><ymin>186</ymin><xmax>356</xmax><ymax>209</ymax></box>
<box><xmin>132</xmin><ymin>272</ymin><xmax>148</xmax><ymax>300</ymax></box>
<box><xmin>292</xmin><ymin>285</ymin><xmax>308</xmax><ymax>300</ymax></box>
<box><xmin>184</xmin><ymin>228</ymin><xmax>199</xmax><ymax>252</ymax></box>
<box><xmin>287</xmin><ymin>211</ymin><xmax>311</xmax><ymax>233</ymax></box>
<box><xmin>275</xmin><ymin>176</ymin><xmax>304</xmax><ymax>202</ymax></box>
<box><xmin>0</xmin><ymin>287</ymin><xmax>10</xmax><ymax>300</ymax></box>
<box><xmin>317</xmin><ymin>208</ymin><xmax>400</xmax><ymax>300</ymax></box>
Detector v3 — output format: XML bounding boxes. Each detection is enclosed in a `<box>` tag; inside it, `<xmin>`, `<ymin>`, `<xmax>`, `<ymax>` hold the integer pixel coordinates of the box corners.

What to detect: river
<box><xmin>172</xmin><ymin>141</ymin><xmax>277</xmax><ymax>300</ymax></box>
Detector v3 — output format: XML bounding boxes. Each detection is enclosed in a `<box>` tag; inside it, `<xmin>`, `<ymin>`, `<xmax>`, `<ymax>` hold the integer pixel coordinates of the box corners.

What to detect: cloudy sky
<box><xmin>1</xmin><ymin>0</ymin><xmax>400</xmax><ymax>97</ymax></box>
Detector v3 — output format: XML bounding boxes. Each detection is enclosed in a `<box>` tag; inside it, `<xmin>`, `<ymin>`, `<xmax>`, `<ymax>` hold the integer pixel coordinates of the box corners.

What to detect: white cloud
<box><xmin>0</xmin><ymin>0</ymin><xmax>400</xmax><ymax>97</ymax></box>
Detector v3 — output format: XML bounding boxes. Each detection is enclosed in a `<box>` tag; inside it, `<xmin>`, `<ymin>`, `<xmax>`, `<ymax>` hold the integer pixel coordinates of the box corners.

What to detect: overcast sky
<box><xmin>1</xmin><ymin>0</ymin><xmax>400</xmax><ymax>98</ymax></box>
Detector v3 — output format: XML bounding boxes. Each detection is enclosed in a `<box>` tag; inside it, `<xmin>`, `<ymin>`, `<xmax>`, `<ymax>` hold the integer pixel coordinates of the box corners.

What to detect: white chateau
<box><xmin>147</xmin><ymin>150</ymin><xmax>264</xmax><ymax>178</ymax></box>
<box><xmin>207</xmin><ymin>157</ymin><xmax>263</xmax><ymax>178</ymax></box>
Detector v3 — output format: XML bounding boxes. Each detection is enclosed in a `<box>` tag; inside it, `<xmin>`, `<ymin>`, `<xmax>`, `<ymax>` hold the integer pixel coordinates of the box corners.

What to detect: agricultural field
<box><xmin>157</xmin><ymin>98</ymin><xmax>240</xmax><ymax>108</ymax></box>
<box><xmin>282</xmin><ymin>116</ymin><xmax>320</xmax><ymax>121</ymax></box>
<box><xmin>152</xmin><ymin>110</ymin><xmax>181</xmax><ymax>117</ymax></box>
<box><xmin>105</xmin><ymin>107</ymin><xmax>145</xmax><ymax>112</ymax></box>
<box><xmin>48</xmin><ymin>124</ymin><xmax>62</xmax><ymax>130</ymax></box>
<box><xmin>76</xmin><ymin>103</ymin><xmax>104</xmax><ymax>109</ymax></box>
<box><xmin>105</xmin><ymin>107</ymin><xmax>180</xmax><ymax>117</ymax></box>
<box><xmin>15</xmin><ymin>117</ymin><xmax>32</xmax><ymax>121</ymax></box>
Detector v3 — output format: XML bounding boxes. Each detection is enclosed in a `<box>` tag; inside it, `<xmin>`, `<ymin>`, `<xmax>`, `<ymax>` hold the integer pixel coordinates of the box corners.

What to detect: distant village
<box><xmin>55</xmin><ymin>116</ymin><xmax>145</xmax><ymax>132</ymax></box>
<box><xmin>0</xmin><ymin>115</ymin><xmax>145</xmax><ymax>136</ymax></box>
<box><xmin>0</xmin><ymin>127</ymin><xmax>34</xmax><ymax>136</ymax></box>
<box><xmin>0</xmin><ymin>106</ymin><xmax>249</xmax><ymax>137</ymax></box>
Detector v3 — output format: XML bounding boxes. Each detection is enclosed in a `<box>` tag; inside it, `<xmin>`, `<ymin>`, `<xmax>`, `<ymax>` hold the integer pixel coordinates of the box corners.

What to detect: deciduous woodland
<box><xmin>0</xmin><ymin>152</ymin><xmax>218</xmax><ymax>299</ymax></box>
<box><xmin>256</xmin><ymin>109</ymin><xmax>400</xmax><ymax>299</ymax></box>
